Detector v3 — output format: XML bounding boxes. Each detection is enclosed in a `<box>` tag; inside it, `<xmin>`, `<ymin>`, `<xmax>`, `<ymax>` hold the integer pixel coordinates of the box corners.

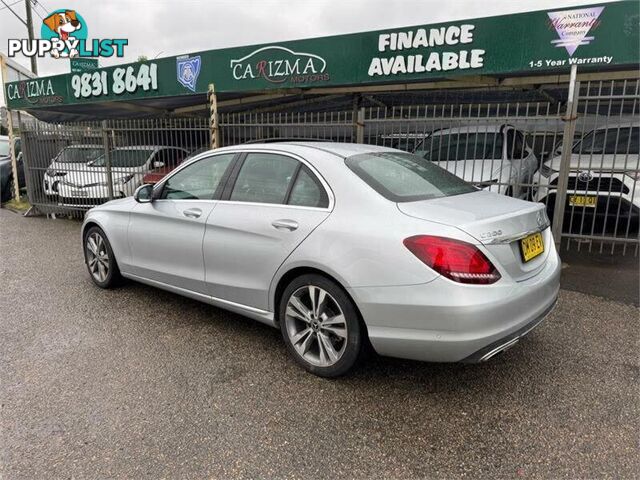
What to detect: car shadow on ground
<box><xmin>106</xmin><ymin>274</ymin><xmax>553</xmax><ymax>395</ymax></box>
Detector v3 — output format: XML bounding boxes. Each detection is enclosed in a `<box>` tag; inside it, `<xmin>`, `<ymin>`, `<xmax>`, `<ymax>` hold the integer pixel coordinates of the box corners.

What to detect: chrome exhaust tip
<box><xmin>479</xmin><ymin>337</ymin><xmax>520</xmax><ymax>362</ymax></box>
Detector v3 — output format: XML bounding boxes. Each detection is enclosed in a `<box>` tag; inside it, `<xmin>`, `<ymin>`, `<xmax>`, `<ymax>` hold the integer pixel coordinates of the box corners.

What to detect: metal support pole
<box><xmin>24</xmin><ymin>0</ymin><xmax>38</xmax><ymax>75</ymax></box>
<box><xmin>0</xmin><ymin>55</ymin><xmax>21</xmax><ymax>201</ymax></box>
<box><xmin>352</xmin><ymin>94</ymin><xmax>365</xmax><ymax>143</ymax></box>
<box><xmin>552</xmin><ymin>64</ymin><xmax>580</xmax><ymax>249</ymax></box>
<box><xmin>209</xmin><ymin>83</ymin><xmax>220</xmax><ymax>149</ymax></box>
<box><xmin>101</xmin><ymin>120</ymin><xmax>114</xmax><ymax>200</ymax></box>
<box><xmin>356</xmin><ymin>107</ymin><xmax>365</xmax><ymax>144</ymax></box>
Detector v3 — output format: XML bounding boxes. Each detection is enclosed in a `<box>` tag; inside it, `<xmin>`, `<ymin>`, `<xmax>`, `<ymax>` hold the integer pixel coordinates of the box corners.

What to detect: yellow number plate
<box><xmin>520</xmin><ymin>232</ymin><xmax>544</xmax><ymax>263</ymax></box>
<box><xmin>569</xmin><ymin>195</ymin><xmax>597</xmax><ymax>208</ymax></box>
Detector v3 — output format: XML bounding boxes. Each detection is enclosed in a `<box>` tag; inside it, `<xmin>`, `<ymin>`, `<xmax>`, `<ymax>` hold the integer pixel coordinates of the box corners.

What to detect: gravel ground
<box><xmin>1</xmin><ymin>208</ymin><xmax>638</xmax><ymax>479</ymax></box>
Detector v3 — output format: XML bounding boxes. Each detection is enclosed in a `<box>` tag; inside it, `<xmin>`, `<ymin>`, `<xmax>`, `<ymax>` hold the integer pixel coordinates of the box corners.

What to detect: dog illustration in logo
<box><xmin>43</xmin><ymin>10</ymin><xmax>82</xmax><ymax>58</ymax></box>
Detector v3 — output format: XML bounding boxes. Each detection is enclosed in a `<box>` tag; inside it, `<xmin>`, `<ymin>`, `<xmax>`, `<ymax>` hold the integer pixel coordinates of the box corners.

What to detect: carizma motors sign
<box><xmin>230</xmin><ymin>46</ymin><xmax>329</xmax><ymax>84</ymax></box>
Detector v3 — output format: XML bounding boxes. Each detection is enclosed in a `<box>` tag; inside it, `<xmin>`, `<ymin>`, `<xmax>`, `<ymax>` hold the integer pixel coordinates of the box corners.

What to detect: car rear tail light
<box><xmin>403</xmin><ymin>235</ymin><xmax>501</xmax><ymax>284</ymax></box>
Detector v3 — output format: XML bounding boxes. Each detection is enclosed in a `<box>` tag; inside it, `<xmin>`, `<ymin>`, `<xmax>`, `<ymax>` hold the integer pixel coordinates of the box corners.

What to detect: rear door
<box><xmin>203</xmin><ymin>151</ymin><xmax>332</xmax><ymax>310</ymax></box>
<box><xmin>127</xmin><ymin>152</ymin><xmax>236</xmax><ymax>293</ymax></box>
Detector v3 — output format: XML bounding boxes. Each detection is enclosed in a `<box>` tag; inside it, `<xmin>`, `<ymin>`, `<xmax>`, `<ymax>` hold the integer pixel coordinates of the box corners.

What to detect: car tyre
<box><xmin>83</xmin><ymin>226</ymin><xmax>122</xmax><ymax>289</ymax></box>
<box><xmin>279</xmin><ymin>274</ymin><xmax>362</xmax><ymax>378</ymax></box>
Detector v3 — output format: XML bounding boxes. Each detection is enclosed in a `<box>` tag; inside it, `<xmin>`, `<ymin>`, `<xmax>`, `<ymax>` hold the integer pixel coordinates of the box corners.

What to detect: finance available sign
<box><xmin>368</xmin><ymin>25</ymin><xmax>485</xmax><ymax>76</ymax></box>
<box><xmin>4</xmin><ymin>1</ymin><xmax>638</xmax><ymax>110</ymax></box>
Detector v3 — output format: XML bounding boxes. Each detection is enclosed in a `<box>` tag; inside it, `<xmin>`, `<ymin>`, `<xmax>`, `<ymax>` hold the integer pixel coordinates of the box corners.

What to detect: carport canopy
<box><xmin>3</xmin><ymin>0</ymin><xmax>638</xmax><ymax>122</ymax></box>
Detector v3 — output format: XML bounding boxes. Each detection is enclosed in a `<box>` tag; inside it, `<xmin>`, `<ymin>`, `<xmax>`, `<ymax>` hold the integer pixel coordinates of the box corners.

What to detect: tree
<box><xmin>137</xmin><ymin>55</ymin><xmax>148</xmax><ymax>62</ymax></box>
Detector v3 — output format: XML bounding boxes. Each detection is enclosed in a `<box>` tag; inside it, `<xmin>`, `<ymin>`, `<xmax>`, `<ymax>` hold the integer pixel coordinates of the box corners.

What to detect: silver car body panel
<box><xmin>83</xmin><ymin>142</ymin><xmax>561</xmax><ymax>361</ymax></box>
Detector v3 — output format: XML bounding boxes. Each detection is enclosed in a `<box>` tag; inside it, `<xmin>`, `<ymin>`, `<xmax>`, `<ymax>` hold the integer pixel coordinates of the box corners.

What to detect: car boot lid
<box><xmin>397</xmin><ymin>190</ymin><xmax>548</xmax><ymax>245</ymax></box>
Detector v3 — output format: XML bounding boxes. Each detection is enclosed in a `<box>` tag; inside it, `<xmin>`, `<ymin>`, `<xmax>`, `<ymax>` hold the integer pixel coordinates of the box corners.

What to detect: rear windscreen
<box><xmin>345</xmin><ymin>151</ymin><xmax>476</xmax><ymax>202</ymax></box>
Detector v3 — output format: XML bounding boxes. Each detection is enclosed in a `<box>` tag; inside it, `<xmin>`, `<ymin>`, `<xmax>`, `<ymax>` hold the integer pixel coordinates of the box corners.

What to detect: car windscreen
<box><xmin>418</xmin><ymin>132</ymin><xmax>503</xmax><ymax>161</ymax></box>
<box><xmin>573</xmin><ymin>127</ymin><xmax>639</xmax><ymax>155</ymax></box>
<box><xmin>0</xmin><ymin>140</ymin><xmax>10</xmax><ymax>157</ymax></box>
<box><xmin>91</xmin><ymin>149</ymin><xmax>154</xmax><ymax>168</ymax></box>
<box><xmin>345</xmin><ymin>151</ymin><xmax>476</xmax><ymax>202</ymax></box>
<box><xmin>55</xmin><ymin>146</ymin><xmax>103</xmax><ymax>163</ymax></box>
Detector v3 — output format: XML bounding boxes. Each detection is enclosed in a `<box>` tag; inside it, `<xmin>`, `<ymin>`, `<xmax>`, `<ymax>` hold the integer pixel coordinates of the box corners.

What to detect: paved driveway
<box><xmin>1</xmin><ymin>208</ymin><xmax>638</xmax><ymax>479</ymax></box>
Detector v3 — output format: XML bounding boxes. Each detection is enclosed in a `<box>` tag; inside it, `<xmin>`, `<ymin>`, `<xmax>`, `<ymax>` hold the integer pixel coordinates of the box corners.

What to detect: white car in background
<box><xmin>533</xmin><ymin>122</ymin><xmax>639</xmax><ymax>233</ymax></box>
<box><xmin>43</xmin><ymin>144</ymin><xmax>104</xmax><ymax>196</ymax></box>
<box><xmin>57</xmin><ymin>146</ymin><xmax>188</xmax><ymax>206</ymax></box>
<box><xmin>413</xmin><ymin>124</ymin><xmax>538</xmax><ymax>199</ymax></box>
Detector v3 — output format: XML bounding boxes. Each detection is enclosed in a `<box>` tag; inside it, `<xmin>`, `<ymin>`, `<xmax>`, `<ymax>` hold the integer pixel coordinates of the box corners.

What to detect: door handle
<box><xmin>272</xmin><ymin>219</ymin><xmax>298</xmax><ymax>231</ymax></box>
<box><xmin>183</xmin><ymin>208</ymin><xmax>202</xmax><ymax>219</ymax></box>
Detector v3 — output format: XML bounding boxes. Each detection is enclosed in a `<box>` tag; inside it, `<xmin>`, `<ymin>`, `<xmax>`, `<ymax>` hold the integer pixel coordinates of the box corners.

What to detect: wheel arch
<box><xmin>271</xmin><ymin>266</ymin><xmax>368</xmax><ymax>337</ymax></box>
<box><xmin>81</xmin><ymin>219</ymin><xmax>102</xmax><ymax>241</ymax></box>
<box><xmin>81</xmin><ymin>217</ymin><xmax>121</xmax><ymax>267</ymax></box>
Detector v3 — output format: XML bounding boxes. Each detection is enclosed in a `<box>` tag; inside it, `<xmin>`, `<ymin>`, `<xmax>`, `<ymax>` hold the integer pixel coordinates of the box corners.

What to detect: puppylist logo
<box><xmin>7</xmin><ymin>8</ymin><xmax>128</xmax><ymax>59</ymax></box>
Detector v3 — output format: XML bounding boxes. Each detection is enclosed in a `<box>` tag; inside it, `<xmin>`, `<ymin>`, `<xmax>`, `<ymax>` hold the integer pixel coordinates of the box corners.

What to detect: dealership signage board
<box><xmin>70</xmin><ymin>57</ymin><xmax>99</xmax><ymax>73</ymax></box>
<box><xmin>4</xmin><ymin>1</ymin><xmax>639</xmax><ymax>110</ymax></box>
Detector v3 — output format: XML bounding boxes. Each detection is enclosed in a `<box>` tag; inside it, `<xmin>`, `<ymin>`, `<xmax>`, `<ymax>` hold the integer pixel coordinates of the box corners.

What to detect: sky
<box><xmin>0</xmin><ymin>0</ymin><xmax>623</xmax><ymax>106</ymax></box>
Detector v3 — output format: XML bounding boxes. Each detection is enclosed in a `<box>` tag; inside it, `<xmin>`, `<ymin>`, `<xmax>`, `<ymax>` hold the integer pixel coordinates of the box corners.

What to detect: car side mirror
<box><xmin>134</xmin><ymin>184</ymin><xmax>154</xmax><ymax>203</ymax></box>
<box><xmin>153</xmin><ymin>160</ymin><xmax>165</xmax><ymax>168</ymax></box>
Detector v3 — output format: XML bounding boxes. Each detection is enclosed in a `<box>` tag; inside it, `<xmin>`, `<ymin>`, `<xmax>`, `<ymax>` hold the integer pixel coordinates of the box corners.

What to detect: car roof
<box><xmin>430</xmin><ymin>124</ymin><xmax>505</xmax><ymax>135</ymax></box>
<box><xmin>212</xmin><ymin>141</ymin><xmax>396</xmax><ymax>158</ymax></box>
<box><xmin>63</xmin><ymin>144</ymin><xmax>103</xmax><ymax>149</ymax></box>
<box><xmin>110</xmin><ymin>145</ymin><xmax>184</xmax><ymax>150</ymax></box>
<box><xmin>591</xmin><ymin>120</ymin><xmax>639</xmax><ymax>130</ymax></box>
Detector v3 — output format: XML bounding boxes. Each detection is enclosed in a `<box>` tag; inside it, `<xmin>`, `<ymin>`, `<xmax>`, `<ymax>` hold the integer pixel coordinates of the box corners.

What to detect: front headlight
<box><xmin>539</xmin><ymin>164</ymin><xmax>556</xmax><ymax>178</ymax></box>
<box><xmin>45</xmin><ymin>169</ymin><xmax>67</xmax><ymax>177</ymax></box>
<box><xmin>114</xmin><ymin>174</ymin><xmax>135</xmax><ymax>186</ymax></box>
<box><xmin>115</xmin><ymin>173</ymin><xmax>134</xmax><ymax>185</ymax></box>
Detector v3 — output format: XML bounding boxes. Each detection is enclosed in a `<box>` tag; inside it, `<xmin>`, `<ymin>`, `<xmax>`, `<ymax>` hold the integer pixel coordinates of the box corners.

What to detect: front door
<box><xmin>127</xmin><ymin>152</ymin><xmax>236</xmax><ymax>294</ymax></box>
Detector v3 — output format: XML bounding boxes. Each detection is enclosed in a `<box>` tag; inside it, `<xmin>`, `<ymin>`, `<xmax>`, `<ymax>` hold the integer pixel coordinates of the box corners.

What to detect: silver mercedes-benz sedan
<box><xmin>82</xmin><ymin>142</ymin><xmax>560</xmax><ymax>377</ymax></box>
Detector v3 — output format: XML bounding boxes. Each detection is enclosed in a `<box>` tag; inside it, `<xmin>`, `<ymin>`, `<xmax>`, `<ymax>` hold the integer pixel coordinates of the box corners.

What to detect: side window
<box><xmin>288</xmin><ymin>166</ymin><xmax>329</xmax><ymax>208</ymax></box>
<box><xmin>506</xmin><ymin>129</ymin><xmax>527</xmax><ymax>159</ymax></box>
<box><xmin>169</xmin><ymin>148</ymin><xmax>185</xmax><ymax>166</ymax></box>
<box><xmin>230</xmin><ymin>153</ymin><xmax>298</xmax><ymax>204</ymax></box>
<box><xmin>156</xmin><ymin>149</ymin><xmax>183</xmax><ymax>168</ymax></box>
<box><xmin>162</xmin><ymin>153</ymin><xmax>234</xmax><ymax>200</ymax></box>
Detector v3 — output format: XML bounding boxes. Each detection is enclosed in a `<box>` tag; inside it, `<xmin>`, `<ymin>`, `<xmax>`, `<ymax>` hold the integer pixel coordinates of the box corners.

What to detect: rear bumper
<box><xmin>349</xmin><ymin>247</ymin><xmax>561</xmax><ymax>363</ymax></box>
<box><xmin>461</xmin><ymin>299</ymin><xmax>556</xmax><ymax>362</ymax></box>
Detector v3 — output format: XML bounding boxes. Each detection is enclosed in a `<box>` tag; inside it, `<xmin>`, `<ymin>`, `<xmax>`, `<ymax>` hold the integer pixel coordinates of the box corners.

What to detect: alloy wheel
<box><xmin>86</xmin><ymin>232</ymin><xmax>110</xmax><ymax>283</ymax></box>
<box><xmin>284</xmin><ymin>285</ymin><xmax>348</xmax><ymax>367</ymax></box>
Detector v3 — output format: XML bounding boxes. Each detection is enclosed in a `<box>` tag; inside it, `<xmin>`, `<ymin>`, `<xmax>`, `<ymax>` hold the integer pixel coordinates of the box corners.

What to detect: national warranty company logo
<box><xmin>7</xmin><ymin>8</ymin><xmax>127</xmax><ymax>59</ymax></box>
<box><xmin>547</xmin><ymin>6</ymin><xmax>604</xmax><ymax>56</ymax></box>
<box><xmin>230</xmin><ymin>46</ymin><xmax>329</xmax><ymax>85</ymax></box>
